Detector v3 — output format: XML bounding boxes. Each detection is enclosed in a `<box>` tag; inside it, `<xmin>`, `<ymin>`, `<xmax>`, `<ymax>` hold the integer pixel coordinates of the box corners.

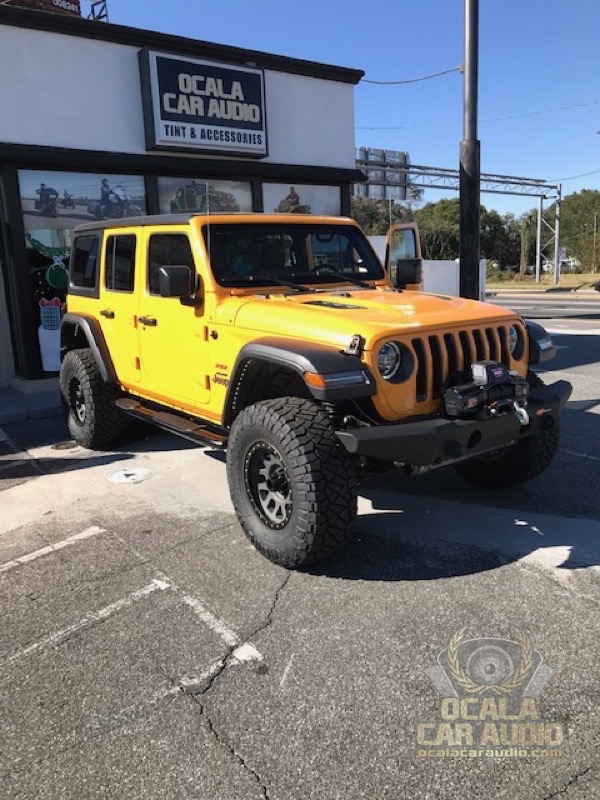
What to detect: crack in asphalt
<box><xmin>542</xmin><ymin>765</ymin><xmax>591</xmax><ymax>799</ymax></box>
<box><xmin>183</xmin><ymin>569</ymin><xmax>292</xmax><ymax>800</ymax></box>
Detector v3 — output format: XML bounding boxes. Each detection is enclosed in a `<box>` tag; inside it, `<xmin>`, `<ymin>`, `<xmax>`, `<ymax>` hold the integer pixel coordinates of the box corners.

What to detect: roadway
<box><xmin>1</xmin><ymin>301</ymin><xmax>599</xmax><ymax>799</ymax></box>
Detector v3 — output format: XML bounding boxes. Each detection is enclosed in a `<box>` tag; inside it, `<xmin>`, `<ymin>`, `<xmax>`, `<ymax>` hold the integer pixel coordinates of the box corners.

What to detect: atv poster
<box><xmin>18</xmin><ymin>169</ymin><xmax>146</xmax><ymax>372</ymax></box>
<box><xmin>263</xmin><ymin>184</ymin><xmax>341</xmax><ymax>216</ymax></box>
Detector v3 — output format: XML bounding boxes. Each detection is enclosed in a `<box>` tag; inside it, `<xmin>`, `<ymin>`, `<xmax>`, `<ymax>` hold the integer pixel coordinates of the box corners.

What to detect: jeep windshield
<box><xmin>203</xmin><ymin>223</ymin><xmax>385</xmax><ymax>288</ymax></box>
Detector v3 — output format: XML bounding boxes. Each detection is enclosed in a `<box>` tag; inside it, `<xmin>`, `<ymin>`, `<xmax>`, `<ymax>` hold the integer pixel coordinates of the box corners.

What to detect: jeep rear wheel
<box><xmin>227</xmin><ymin>397</ymin><xmax>357</xmax><ymax>568</ymax></box>
<box><xmin>60</xmin><ymin>349</ymin><xmax>125</xmax><ymax>449</ymax></box>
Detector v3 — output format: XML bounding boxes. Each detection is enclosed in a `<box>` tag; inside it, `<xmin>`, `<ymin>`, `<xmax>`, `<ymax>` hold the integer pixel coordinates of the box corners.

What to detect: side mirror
<box><xmin>391</xmin><ymin>258</ymin><xmax>422</xmax><ymax>289</ymax></box>
<box><xmin>159</xmin><ymin>265</ymin><xmax>203</xmax><ymax>306</ymax></box>
<box><xmin>159</xmin><ymin>265</ymin><xmax>195</xmax><ymax>297</ymax></box>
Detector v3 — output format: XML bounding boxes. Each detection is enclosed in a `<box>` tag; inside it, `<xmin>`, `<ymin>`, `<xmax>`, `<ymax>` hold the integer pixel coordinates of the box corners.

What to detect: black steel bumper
<box><xmin>335</xmin><ymin>380</ymin><xmax>572</xmax><ymax>466</ymax></box>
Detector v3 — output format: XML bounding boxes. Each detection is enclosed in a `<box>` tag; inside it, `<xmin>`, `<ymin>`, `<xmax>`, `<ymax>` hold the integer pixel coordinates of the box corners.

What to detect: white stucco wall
<box><xmin>0</xmin><ymin>25</ymin><xmax>356</xmax><ymax>169</ymax></box>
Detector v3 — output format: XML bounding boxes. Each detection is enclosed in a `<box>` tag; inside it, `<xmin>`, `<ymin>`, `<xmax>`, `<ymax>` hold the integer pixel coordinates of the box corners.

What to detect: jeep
<box><xmin>60</xmin><ymin>213</ymin><xmax>571</xmax><ymax>568</ymax></box>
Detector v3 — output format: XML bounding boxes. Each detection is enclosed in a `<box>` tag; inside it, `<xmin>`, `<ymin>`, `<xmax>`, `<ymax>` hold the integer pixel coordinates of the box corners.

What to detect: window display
<box><xmin>157</xmin><ymin>177</ymin><xmax>252</xmax><ymax>215</ymax></box>
<box><xmin>18</xmin><ymin>170</ymin><xmax>146</xmax><ymax>372</ymax></box>
<box><xmin>263</xmin><ymin>184</ymin><xmax>341</xmax><ymax>216</ymax></box>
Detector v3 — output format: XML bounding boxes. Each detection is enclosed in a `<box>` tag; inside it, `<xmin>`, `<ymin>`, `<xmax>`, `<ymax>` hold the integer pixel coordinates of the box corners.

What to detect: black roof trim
<box><xmin>0</xmin><ymin>6</ymin><xmax>364</xmax><ymax>85</ymax></box>
<box><xmin>0</xmin><ymin>142</ymin><xmax>366</xmax><ymax>183</ymax></box>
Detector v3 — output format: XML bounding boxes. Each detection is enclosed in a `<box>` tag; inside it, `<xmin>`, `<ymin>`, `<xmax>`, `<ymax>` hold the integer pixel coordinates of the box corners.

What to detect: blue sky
<box><xmin>102</xmin><ymin>0</ymin><xmax>600</xmax><ymax>218</ymax></box>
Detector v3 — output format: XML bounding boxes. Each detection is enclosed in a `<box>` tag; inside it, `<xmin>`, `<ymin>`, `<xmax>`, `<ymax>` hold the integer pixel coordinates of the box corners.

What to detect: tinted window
<box><xmin>148</xmin><ymin>234</ymin><xmax>195</xmax><ymax>295</ymax></box>
<box><xmin>105</xmin><ymin>234</ymin><xmax>136</xmax><ymax>292</ymax></box>
<box><xmin>70</xmin><ymin>236</ymin><xmax>99</xmax><ymax>288</ymax></box>
<box><xmin>204</xmin><ymin>224</ymin><xmax>384</xmax><ymax>287</ymax></box>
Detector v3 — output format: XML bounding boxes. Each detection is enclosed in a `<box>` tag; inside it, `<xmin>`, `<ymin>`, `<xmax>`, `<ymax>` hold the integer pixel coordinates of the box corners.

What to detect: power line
<box><xmin>550</xmin><ymin>168</ymin><xmax>600</xmax><ymax>182</ymax></box>
<box><xmin>356</xmin><ymin>98</ymin><xmax>600</xmax><ymax>130</ymax></box>
<box><xmin>360</xmin><ymin>66</ymin><xmax>461</xmax><ymax>85</ymax></box>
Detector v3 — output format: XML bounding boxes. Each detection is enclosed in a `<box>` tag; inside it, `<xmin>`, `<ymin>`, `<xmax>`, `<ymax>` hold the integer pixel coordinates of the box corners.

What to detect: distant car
<box><xmin>593</xmin><ymin>279</ymin><xmax>600</xmax><ymax>292</ymax></box>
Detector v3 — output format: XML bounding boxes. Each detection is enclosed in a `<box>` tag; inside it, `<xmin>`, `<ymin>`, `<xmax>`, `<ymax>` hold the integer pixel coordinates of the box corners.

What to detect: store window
<box><xmin>263</xmin><ymin>184</ymin><xmax>341</xmax><ymax>216</ymax></box>
<box><xmin>157</xmin><ymin>177</ymin><xmax>253</xmax><ymax>215</ymax></box>
<box><xmin>18</xmin><ymin>170</ymin><xmax>146</xmax><ymax>372</ymax></box>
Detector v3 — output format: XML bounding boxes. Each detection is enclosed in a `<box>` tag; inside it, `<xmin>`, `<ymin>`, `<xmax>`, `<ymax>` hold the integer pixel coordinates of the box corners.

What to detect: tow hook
<box><xmin>486</xmin><ymin>399</ymin><xmax>530</xmax><ymax>426</ymax></box>
<box><xmin>513</xmin><ymin>401</ymin><xmax>530</xmax><ymax>426</ymax></box>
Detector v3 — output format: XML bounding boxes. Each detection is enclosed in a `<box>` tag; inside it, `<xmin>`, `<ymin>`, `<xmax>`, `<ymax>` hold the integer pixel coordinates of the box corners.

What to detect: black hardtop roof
<box><xmin>72</xmin><ymin>213</ymin><xmax>354</xmax><ymax>234</ymax></box>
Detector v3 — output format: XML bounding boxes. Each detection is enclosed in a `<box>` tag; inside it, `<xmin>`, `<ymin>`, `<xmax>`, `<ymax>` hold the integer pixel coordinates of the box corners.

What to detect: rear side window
<box><xmin>70</xmin><ymin>236</ymin><xmax>99</xmax><ymax>289</ymax></box>
<box><xmin>105</xmin><ymin>234</ymin><xmax>136</xmax><ymax>292</ymax></box>
<box><xmin>148</xmin><ymin>234</ymin><xmax>195</xmax><ymax>295</ymax></box>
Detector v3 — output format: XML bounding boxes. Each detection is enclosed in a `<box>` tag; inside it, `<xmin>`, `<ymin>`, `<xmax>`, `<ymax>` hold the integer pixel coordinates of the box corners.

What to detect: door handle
<box><xmin>138</xmin><ymin>315</ymin><xmax>158</xmax><ymax>327</ymax></box>
<box><xmin>100</xmin><ymin>309</ymin><xmax>115</xmax><ymax>319</ymax></box>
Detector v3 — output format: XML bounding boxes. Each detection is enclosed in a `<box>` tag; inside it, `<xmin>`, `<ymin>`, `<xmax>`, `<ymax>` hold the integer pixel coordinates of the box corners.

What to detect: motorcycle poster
<box><xmin>18</xmin><ymin>169</ymin><xmax>147</xmax><ymax>372</ymax></box>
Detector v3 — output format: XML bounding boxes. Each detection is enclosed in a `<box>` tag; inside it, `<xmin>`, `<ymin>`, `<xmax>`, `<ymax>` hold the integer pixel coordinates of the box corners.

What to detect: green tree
<box><xmin>350</xmin><ymin>197</ymin><xmax>414</xmax><ymax>235</ymax></box>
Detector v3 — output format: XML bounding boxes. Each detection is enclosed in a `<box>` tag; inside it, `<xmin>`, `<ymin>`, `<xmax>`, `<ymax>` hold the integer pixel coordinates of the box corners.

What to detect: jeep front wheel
<box><xmin>226</xmin><ymin>397</ymin><xmax>357</xmax><ymax>568</ymax></box>
<box><xmin>60</xmin><ymin>349</ymin><xmax>125</xmax><ymax>449</ymax></box>
<box><xmin>454</xmin><ymin>415</ymin><xmax>560</xmax><ymax>489</ymax></box>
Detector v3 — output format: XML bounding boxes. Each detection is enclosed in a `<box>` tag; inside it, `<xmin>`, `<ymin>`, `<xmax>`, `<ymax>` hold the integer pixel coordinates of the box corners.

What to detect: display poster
<box><xmin>157</xmin><ymin>177</ymin><xmax>252</xmax><ymax>215</ymax></box>
<box><xmin>263</xmin><ymin>184</ymin><xmax>341</xmax><ymax>216</ymax></box>
<box><xmin>18</xmin><ymin>170</ymin><xmax>146</xmax><ymax>372</ymax></box>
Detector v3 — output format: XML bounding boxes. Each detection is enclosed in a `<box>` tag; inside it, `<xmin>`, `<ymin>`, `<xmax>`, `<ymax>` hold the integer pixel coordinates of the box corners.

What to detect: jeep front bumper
<box><xmin>335</xmin><ymin>379</ymin><xmax>572</xmax><ymax>467</ymax></box>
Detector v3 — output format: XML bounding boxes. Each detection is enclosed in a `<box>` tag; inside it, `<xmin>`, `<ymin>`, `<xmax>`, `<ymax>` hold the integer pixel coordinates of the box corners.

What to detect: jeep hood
<box><xmin>221</xmin><ymin>288</ymin><xmax>520</xmax><ymax>351</ymax></box>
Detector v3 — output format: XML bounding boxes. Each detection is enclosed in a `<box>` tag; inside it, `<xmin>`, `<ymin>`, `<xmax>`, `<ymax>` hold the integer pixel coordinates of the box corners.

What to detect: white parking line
<box><xmin>564</xmin><ymin>450</ymin><xmax>600</xmax><ymax>463</ymax></box>
<box><xmin>6</xmin><ymin>579</ymin><xmax>170</xmax><ymax>664</ymax></box>
<box><xmin>176</xmin><ymin>589</ymin><xmax>241</xmax><ymax>647</ymax></box>
<box><xmin>0</xmin><ymin>526</ymin><xmax>106</xmax><ymax>575</ymax></box>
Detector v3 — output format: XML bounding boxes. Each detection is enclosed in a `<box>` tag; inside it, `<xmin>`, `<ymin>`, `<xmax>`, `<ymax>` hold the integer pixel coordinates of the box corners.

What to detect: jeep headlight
<box><xmin>377</xmin><ymin>342</ymin><xmax>402</xmax><ymax>380</ymax></box>
<box><xmin>508</xmin><ymin>325</ymin><xmax>519</xmax><ymax>354</ymax></box>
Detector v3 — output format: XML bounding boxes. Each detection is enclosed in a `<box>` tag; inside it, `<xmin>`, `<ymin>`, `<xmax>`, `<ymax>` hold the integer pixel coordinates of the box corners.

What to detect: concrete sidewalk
<box><xmin>0</xmin><ymin>386</ymin><xmax>61</xmax><ymax>425</ymax></box>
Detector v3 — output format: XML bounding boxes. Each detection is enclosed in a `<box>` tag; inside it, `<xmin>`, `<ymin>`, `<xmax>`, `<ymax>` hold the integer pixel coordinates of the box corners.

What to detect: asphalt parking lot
<box><xmin>1</xmin><ymin>296</ymin><xmax>599</xmax><ymax>799</ymax></box>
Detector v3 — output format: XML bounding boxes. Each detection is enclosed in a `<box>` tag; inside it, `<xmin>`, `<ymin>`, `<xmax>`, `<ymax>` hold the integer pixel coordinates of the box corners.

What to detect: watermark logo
<box><xmin>417</xmin><ymin>626</ymin><xmax>564</xmax><ymax>759</ymax></box>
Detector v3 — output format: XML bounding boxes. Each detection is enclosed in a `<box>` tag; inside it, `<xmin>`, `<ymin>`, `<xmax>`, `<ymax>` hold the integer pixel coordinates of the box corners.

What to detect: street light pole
<box><xmin>459</xmin><ymin>0</ymin><xmax>481</xmax><ymax>299</ymax></box>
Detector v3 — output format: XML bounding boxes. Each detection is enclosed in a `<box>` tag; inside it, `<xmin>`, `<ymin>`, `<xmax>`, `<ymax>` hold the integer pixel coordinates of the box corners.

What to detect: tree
<box><xmin>413</xmin><ymin>198</ymin><xmax>462</xmax><ymax>260</ymax></box>
<box><xmin>350</xmin><ymin>197</ymin><xmax>414</xmax><ymax>235</ymax></box>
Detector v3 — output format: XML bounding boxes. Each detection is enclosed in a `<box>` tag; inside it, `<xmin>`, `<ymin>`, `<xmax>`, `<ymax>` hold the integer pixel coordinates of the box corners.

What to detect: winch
<box><xmin>443</xmin><ymin>361</ymin><xmax>530</xmax><ymax>425</ymax></box>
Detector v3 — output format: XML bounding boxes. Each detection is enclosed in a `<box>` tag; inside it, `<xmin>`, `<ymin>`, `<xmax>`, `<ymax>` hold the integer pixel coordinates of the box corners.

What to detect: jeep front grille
<box><xmin>411</xmin><ymin>325</ymin><xmax>523</xmax><ymax>403</ymax></box>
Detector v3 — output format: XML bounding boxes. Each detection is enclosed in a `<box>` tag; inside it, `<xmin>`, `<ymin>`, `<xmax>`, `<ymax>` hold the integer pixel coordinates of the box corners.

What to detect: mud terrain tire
<box><xmin>227</xmin><ymin>397</ymin><xmax>356</xmax><ymax>568</ymax></box>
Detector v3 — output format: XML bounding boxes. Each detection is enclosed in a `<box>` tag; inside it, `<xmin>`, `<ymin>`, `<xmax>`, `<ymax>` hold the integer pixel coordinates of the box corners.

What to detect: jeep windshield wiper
<box><xmin>315</xmin><ymin>266</ymin><xmax>376</xmax><ymax>289</ymax></box>
<box><xmin>222</xmin><ymin>275</ymin><xmax>315</xmax><ymax>293</ymax></box>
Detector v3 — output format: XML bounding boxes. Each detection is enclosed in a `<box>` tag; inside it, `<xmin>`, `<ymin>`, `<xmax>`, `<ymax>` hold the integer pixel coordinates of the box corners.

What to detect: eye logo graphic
<box><xmin>446</xmin><ymin>626</ymin><xmax>533</xmax><ymax>695</ymax></box>
<box><xmin>417</xmin><ymin>626</ymin><xmax>565</xmax><ymax>759</ymax></box>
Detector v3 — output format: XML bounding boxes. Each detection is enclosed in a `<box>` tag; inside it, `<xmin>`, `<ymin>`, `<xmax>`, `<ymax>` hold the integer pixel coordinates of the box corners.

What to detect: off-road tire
<box><xmin>60</xmin><ymin>349</ymin><xmax>125</xmax><ymax>449</ymax></box>
<box><xmin>454</xmin><ymin>372</ymin><xmax>560</xmax><ymax>489</ymax></box>
<box><xmin>226</xmin><ymin>397</ymin><xmax>357</xmax><ymax>568</ymax></box>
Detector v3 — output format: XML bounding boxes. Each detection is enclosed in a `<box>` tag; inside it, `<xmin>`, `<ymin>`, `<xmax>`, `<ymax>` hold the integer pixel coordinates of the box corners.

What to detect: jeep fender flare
<box><xmin>223</xmin><ymin>338</ymin><xmax>376</xmax><ymax>427</ymax></box>
<box><xmin>525</xmin><ymin>320</ymin><xmax>557</xmax><ymax>364</ymax></box>
<box><xmin>60</xmin><ymin>313</ymin><xmax>117</xmax><ymax>383</ymax></box>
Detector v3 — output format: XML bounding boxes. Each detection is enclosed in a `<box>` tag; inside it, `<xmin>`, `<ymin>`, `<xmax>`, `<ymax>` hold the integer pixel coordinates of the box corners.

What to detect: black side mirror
<box><xmin>159</xmin><ymin>265</ymin><xmax>195</xmax><ymax>297</ymax></box>
<box><xmin>391</xmin><ymin>258</ymin><xmax>422</xmax><ymax>289</ymax></box>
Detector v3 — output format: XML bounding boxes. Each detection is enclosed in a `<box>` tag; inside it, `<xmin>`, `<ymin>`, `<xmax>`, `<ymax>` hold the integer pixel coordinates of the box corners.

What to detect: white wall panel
<box><xmin>0</xmin><ymin>26</ymin><xmax>356</xmax><ymax>169</ymax></box>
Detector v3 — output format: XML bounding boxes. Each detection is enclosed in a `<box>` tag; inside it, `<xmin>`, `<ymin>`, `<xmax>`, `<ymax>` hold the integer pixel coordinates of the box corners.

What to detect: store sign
<box><xmin>0</xmin><ymin>0</ymin><xmax>81</xmax><ymax>16</ymax></box>
<box><xmin>139</xmin><ymin>50</ymin><xmax>268</xmax><ymax>158</ymax></box>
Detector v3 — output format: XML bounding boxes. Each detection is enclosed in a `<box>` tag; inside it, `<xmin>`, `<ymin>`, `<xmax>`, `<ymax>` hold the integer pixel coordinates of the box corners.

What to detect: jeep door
<box><xmin>137</xmin><ymin>231</ymin><xmax>210</xmax><ymax>407</ymax></box>
<box><xmin>98</xmin><ymin>231</ymin><xmax>142</xmax><ymax>387</ymax></box>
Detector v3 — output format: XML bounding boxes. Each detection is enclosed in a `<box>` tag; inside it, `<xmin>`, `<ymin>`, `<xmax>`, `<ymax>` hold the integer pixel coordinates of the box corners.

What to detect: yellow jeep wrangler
<box><xmin>60</xmin><ymin>213</ymin><xmax>571</xmax><ymax>567</ymax></box>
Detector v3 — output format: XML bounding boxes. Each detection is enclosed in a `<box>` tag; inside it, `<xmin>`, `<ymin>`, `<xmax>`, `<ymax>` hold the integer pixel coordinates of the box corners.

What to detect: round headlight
<box><xmin>378</xmin><ymin>342</ymin><xmax>402</xmax><ymax>380</ymax></box>
<box><xmin>508</xmin><ymin>325</ymin><xmax>519</xmax><ymax>354</ymax></box>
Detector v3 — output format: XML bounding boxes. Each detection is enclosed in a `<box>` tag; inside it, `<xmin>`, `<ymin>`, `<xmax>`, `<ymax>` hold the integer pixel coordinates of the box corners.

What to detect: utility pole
<box><xmin>593</xmin><ymin>212</ymin><xmax>597</xmax><ymax>273</ymax></box>
<box><xmin>459</xmin><ymin>0</ymin><xmax>481</xmax><ymax>299</ymax></box>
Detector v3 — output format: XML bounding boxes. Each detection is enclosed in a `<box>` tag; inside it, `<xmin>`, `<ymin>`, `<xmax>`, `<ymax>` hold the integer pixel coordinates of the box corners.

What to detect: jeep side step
<box><xmin>116</xmin><ymin>398</ymin><xmax>227</xmax><ymax>448</ymax></box>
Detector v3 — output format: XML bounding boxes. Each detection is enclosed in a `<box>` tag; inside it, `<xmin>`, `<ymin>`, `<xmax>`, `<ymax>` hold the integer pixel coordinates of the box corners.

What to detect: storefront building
<box><xmin>0</xmin><ymin>6</ymin><xmax>364</xmax><ymax>389</ymax></box>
